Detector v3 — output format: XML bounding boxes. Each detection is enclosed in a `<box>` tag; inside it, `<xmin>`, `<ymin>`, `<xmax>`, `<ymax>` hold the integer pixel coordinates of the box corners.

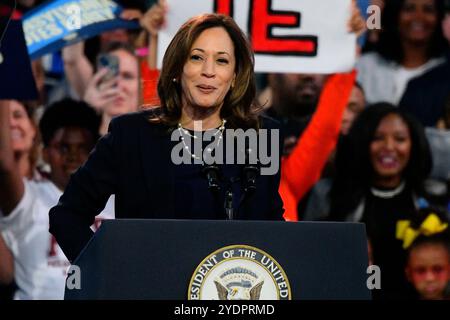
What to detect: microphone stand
<box><xmin>203</xmin><ymin>164</ymin><xmax>234</xmax><ymax>219</ymax></box>
<box><xmin>204</xmin><ymin>163</ymin><xmax>259</xmax><ymax>221</ymax></box>
<box><xmin>224</xmin><ymin>186</ymin><xmax>234</xmax><ymax>220</ymax></box>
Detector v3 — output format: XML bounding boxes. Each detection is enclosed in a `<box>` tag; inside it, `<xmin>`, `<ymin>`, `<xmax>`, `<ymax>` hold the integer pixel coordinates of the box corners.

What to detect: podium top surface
<box><xmin>68</xmin><ymin>219</ymin><xmax>370</xmax><ymax>300</ymax></box>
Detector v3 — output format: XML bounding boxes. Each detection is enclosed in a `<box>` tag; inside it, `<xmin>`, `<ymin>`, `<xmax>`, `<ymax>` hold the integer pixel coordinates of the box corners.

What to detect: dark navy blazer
<box><xmin>49</xmin><ymin>111</ymin><xmax>284</xmax><ymax>261</ymax></box>
<box><xmin>399</xmin><ymin>53</ymin><xmax>450</xmax><ymax>127</ymax></box>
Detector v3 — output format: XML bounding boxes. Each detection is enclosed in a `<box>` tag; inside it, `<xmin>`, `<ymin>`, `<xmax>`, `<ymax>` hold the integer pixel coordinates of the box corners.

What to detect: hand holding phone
<box><xmin>97</xmin><ymin>54</ymin><xmax>119</xmax><ymax>85</ymax></box>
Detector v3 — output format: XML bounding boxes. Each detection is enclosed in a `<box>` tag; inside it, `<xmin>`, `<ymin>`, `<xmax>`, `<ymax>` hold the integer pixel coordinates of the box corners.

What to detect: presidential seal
<box><xmin>188</xmin><ymin>245</ymin><xmax>291</xmax><ymax>300</ymax></box>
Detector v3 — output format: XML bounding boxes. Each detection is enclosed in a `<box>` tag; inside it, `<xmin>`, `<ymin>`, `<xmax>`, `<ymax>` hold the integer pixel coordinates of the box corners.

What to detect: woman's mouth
<box><xmin>11</xmin><ymin>130</ymin><xmax>23</xmax><ymax>140</ymax></box>
<box><xmin>113</xmin><ymin>97</ymin><xmax>125</xmax><ymax>105</ymax></box>
<box><xmin>197</xmin><ymin>85</ymin><xmax>216</xmax><ymax>94</ymax></box>
<box><xmin>377</xmin><ymin>155</ymin><xmax>399</xmax><ymax>169</ymax></box>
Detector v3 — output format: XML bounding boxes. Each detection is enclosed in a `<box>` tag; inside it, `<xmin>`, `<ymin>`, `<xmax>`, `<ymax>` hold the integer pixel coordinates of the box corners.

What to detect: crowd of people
<box><xmin>0</xmin><ymin>0</ymin><xmax>449</xmax><ymax>300</ymax></box>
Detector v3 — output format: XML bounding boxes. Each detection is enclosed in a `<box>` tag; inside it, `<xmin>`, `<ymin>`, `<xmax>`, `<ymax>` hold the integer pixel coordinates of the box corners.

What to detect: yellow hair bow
<box><xmin>396</xmin><ymin>213</ymin><xmax>448</xmax><ymax>249</ymax></box>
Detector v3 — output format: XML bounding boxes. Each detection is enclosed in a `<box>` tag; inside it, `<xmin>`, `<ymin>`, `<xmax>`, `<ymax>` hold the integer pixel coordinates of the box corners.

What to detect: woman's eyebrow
<box><xmin>192</xmin><ymin>48</ymin><xmax>231</xmax><ymax>56</ymax></box>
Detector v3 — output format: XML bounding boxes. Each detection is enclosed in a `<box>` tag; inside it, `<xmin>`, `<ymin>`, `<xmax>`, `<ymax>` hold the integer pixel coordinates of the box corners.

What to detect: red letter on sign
<box><xmin>214</xmin><ymin>0</ymin><xmax>233</xmax><ymax>16</ymax></box>
<box><xmin>250</xmin><ymin>0</ymin><xmax>318</xmax><ymax>56</ymax></box>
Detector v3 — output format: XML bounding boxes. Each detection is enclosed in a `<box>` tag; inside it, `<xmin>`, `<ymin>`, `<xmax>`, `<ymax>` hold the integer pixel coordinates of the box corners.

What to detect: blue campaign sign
<box><xmin>357</xmin><ymin>0</ymin><xmax>369</xmax><ymax>47</ymax></box>
<box><xmin>23</xmin><ymin>0</ymin><xmax>140</xmax><ymax>60</ymax></box>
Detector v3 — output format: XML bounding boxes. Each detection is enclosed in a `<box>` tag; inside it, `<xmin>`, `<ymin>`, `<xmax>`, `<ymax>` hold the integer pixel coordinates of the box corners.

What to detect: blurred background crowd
<box><xmin>0</xmin><ymin>0</ymin><xmax>449</xmax><ymax>300</ymax></box>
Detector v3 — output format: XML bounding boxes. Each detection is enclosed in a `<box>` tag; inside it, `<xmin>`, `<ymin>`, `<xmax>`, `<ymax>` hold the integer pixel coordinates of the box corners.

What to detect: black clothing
<box><xmin>49</xmin><ymin>111</ymin><xmax>284</xmax><ymax>262</ymax></box>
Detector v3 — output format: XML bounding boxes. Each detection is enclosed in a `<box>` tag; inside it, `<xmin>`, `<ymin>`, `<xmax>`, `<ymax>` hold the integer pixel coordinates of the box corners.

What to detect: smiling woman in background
<box><xmin>326</xmin><ymin>103</ymin><xmax>433</xmax><ymax>299</ymax></box>
<box><xmin>357</xmin><ymin>0</ymin><xmax>448</xmax><ymax>105</ymax></box>
<box><xmin>0</xmin><ymin>100</ymin><xmax>39</xmax><ymax>299</ymax></box>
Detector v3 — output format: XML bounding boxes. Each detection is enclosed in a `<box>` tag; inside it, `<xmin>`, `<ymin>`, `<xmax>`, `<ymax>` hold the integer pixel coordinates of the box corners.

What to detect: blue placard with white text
<box><xmin>23</xmin><ymin>0</ymin><xmax>140</xmax><ymax>60</ymax></box>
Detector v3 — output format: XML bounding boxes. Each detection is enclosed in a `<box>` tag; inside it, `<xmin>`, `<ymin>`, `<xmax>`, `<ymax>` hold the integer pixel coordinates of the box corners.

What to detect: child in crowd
<box><xmin>398</xmin><ymin>207</ymin><xmax>450</xmax><ymax>300</ymax></box>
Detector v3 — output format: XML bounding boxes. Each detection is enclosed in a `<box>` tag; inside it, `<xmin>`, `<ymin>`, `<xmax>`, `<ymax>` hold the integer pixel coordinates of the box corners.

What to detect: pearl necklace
<box><xmin>177</xmin><ymin>119</ymin><xmax>226</xmax><ymax>160</ymax></box>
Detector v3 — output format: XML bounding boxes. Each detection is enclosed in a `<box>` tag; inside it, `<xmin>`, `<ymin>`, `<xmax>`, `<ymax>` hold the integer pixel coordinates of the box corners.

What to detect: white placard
<box><xmin>158</xmin><ymin>0</ymin><xmax>356</xmax><ymax>74</ymax></box>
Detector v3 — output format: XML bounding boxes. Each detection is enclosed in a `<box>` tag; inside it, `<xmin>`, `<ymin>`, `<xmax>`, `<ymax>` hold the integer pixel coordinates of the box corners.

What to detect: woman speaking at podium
<box><xmin>49</xmin><ymin>13</ymin><xmax>284</xmax><ymax>262</ymax></box>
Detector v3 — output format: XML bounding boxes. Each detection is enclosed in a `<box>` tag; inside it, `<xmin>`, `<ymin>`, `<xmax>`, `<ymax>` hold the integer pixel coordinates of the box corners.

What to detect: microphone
<box><xmin>242</xmin><ymin>148</ymin><xmax>260</xmax><ymax>194</ymax></box>
<box><xmin>242</xmin><ymin>164</ymin><xmax>259</xmax><ymax>193</ymax></box>
<box><xmin>202</xmin><ymin>164</ymin><xmax>221</xmax><ymax>192</ymax></box>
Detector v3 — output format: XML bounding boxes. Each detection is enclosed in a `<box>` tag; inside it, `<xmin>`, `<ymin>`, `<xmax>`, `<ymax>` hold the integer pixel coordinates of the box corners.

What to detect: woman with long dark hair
<box><xmin>329</xmin><ymin>103</ymin><xmax>433</xmax><ymax>299</ymax></box>
<box><xmin>357</xmin><ymin>0</ymin><xmax>448</xmax><ymax>105</ymax></box>
<box><xmin>49</xmin><ymin>14</ymin><xmax>284</xmax><ymax>263</ymax></box>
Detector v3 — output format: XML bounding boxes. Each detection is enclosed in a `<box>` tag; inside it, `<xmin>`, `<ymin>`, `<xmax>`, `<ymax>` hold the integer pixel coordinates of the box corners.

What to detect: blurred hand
<box><xmin>348</xmin><ymin>0</ymin><xmax>366</xmax><ymax>37</ymax></box>
<box><xmin>83</xmin><ymin>69</ymin><xmax>119</xmax><ymax>113</ymax></box>
<box><xmin>283</xmin><ymin>136</ymin><xmax>298</xmax><ymax>157</ymax></box>
<box><xmin>120</xmin><ymin>9</ymin><xmax>143</xmax><ymax>21</ymax></box>
<box><xmin>140</xmin><ymin>0</ymin><xmax>168</xmax><ymax>36</ymax></box>
<box><xmin>370</xmin><ymin>0</ymin><xmax>385</xmax><ymax>11</ymax></box>
<box><xmin>62</xmin><ymin>41</ymin><xmax>85</xmax><ymax>63</ymax></box>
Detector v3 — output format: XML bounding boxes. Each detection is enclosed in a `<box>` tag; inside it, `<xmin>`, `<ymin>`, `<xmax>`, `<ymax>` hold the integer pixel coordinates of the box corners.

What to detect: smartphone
<box><xmin>446</xmin><ymin>0</ymin><xmax>450</xmax><ymax>13</ymax></box>
<box><xmin>97</xmin><ymin>54</ymin><xmax>119</xmax><ymax>84</ymax></box>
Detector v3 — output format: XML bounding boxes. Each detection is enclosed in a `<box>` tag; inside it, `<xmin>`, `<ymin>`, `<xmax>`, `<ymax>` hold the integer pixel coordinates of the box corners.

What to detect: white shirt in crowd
<box><xmin>0</xmin><ymin>179</ymin><xmax>114</xmax><ymax>300</ymax></box>
<box><xmin>357</xmin><ymin>52</ymin><xmax>445</xmax><ymax>105</ymax></box>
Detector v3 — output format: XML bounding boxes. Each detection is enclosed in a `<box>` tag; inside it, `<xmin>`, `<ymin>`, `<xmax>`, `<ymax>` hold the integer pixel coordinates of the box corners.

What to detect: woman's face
<box><xmin>9</xmin><ymin>100</ymin><xmax>36</xmax><ymax>154</ymax></box>
<box><xmin>398</xmin><ymin>0</ymin><xmax>439</xmax><ymax>45</ymax></box>
<box><xmin>340</xmin><ymin>85</ymin><xmax>365</xmax><ymax>136</ymax></box>
<box><xmin>103</xmin><ymin>49</ymin><xmax>139</xmax><ymax>117</ymax></box>
<box><xmin>181</xmin><ymin>27</ymin><xmax>236</xmax><ymax>110</ymax></box>
<box><xmin>370</xmin><ymin>113</ymin><xmax>412</xmax><ymax>184</ymax></box>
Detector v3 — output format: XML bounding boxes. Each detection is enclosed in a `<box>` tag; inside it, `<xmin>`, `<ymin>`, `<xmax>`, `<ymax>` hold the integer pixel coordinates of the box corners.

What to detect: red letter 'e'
<box><xmin>250</xmin><ymin>0</ymin><xmax>318</xmax><ymax>56</ymax></box>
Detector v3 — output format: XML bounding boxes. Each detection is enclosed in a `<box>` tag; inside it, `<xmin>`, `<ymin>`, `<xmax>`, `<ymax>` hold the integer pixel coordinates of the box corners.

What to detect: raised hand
<box><xmin>83</xmin><ymin>69</ymin><xmax>119</xmax><ymax>113</ymax></box>
<box><xmin>140</xmin><ymin>0</ymin><xmax>168</xmax><ymax>36</ymax></box>
<box><xmin>348</xmin><ymin>0</ymin><xmax>367</xmax><ymax>37</ymax></box>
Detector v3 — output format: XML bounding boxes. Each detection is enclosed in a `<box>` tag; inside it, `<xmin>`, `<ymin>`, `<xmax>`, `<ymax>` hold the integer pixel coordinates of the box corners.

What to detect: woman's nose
<box><xmin>9</xmin><ymin>116</ymin><xmax>18</xmax><ymax>128</ymax></box>
<box><xmin>384</xmin><ymin>137</ymin><xmax>395</xmax><ymax>150</ymax></box>
<box><xmin>202</xmin><ymin>59</ymin><xmax>216</xmax><ymax>78</ymax></box>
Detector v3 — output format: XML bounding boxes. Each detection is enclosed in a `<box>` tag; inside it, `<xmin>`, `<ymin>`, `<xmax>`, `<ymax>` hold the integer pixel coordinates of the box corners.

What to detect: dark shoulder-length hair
<box><xmin>154</xmin><ymin>13</ymin><xmax>259</xmax><ymax>129</ymax></box>
<box><xmin>328</xmin><ymin>103</ymin><xmax>432</xmax><ymax>220</ymax></box>
<box><xmin>376</xmin><ymin>0</ymin><xmax>447</xmax><ymax>63</ymax></box>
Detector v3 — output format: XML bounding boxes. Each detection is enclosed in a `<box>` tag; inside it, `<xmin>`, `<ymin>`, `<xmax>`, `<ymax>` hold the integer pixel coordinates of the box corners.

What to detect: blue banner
<box><xmin>23</xmin><ymin>0</ymin><xmax>140</xmax><ymax>60</ymax></box>
<box><xmin>357</xmin><ymin>0</ymin><xmax>369</xmax><ymax>47</ymax></box>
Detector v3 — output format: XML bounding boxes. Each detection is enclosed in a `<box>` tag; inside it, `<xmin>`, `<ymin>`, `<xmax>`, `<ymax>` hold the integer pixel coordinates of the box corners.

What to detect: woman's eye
<box><xmin>372</xmin><ymin>135</ymin><xmax>384</xmax><ymax>142</ymax></box>
<box><xmin>423</xmin><ymin>4</ymin><xmax>436</xmax><ymax>14</ymax></box>
<box><xmin>13</xmin><ymin>111</ymin><xmax>25</xmax><ymax>119</ymax></box>
<box><xmin>122</xmin><ymin>72</ymin><xmax>136</xmax><ymax>80</ymax></box>
<box><xmin>402</xmin><ymin>3</ymin><xmax>415</xmax><ymax>13</ymax></box>
<box><xmin>394</xmin><ymin>135</ymin><xmax>408</xmax><ymax>143</ymax></box>
<box><xmin>190</xmin><ymin>55</ymin><xmax>203</xmax><ymax>61</ymax></box>
<box><xmin>217</xmin><ymin>58</ymin><xmax>229</xmax><ymax>64</ymax></box>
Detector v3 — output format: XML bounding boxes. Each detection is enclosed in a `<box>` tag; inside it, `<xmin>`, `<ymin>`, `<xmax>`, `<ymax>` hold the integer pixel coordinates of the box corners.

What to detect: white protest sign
<box><xmin>158</xmin><ymin>0</ymin><xmax>356</xmax><ymax>73</ymax></box>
